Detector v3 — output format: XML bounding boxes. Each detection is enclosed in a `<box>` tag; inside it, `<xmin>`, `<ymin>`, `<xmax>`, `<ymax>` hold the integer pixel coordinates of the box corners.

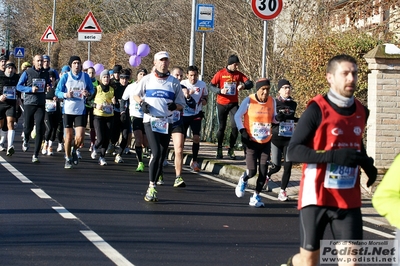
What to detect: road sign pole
<box><xmin>88</xmin><ymin>42</ymin><xmax>91</xmax><ymax>61</ymax></box>
<box><xmin>189</xmin><ymin>0</ymin><xmax>197</xmax><ymax>66</ymax></box>
<box><xmin>200</xmin><ymin>32</ymin><xmax>206</xmax><ymax>81</ymax></box>
<box><xmin>261</xmin><ymin>20</ymin><xmax>268</xmax><ymax>78</ymax></box>
<box><xmin>17</xmin><ymin>58</ymin><xmax>20</xmax><ymax>74</ymax></box>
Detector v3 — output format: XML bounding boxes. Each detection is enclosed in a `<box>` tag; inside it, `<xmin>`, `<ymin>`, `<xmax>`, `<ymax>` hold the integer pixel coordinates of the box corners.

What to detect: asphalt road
<box><xmin>0</xmin><ymin>136</ymin><xmax>396</xmax><ymax>266</ymax></box>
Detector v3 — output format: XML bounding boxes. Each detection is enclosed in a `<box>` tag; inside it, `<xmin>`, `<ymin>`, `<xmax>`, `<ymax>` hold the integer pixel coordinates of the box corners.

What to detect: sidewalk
<box><xmin>167</xmin><ymin>139</ymin><xmax>394</xmax><ymax>230</ymax></box>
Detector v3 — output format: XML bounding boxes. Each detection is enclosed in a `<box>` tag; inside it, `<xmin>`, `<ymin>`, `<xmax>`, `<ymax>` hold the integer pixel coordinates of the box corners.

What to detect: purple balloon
<box><xmin>129</xmin><ymin>55</ymin><xmax>142</xmax><ymax>67</ymax></box>
<box><xmin>124</xmin><ymin>41</ymin><xmax>137</xmax><ymax>56</ymax></box>
<box><xmin>93</xmin><ymin>63</ymin><xmax>104</xmax><ymax>75</ymax></box>
<box><xmin>83</xmin><ymin>60</ymin><xmax>94</xmax><ymax>70</ymax></box>
<box><xmin>137</xmin><ymin>44</ymin><xmax>150</xmax><ymax>57</ymax></box>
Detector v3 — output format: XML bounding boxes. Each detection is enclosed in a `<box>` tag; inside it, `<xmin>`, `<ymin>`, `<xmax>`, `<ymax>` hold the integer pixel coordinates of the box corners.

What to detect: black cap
<box><xmin>227</xmin><ymin>54</ymin><xmax>240</xmax><ymax>65</ymax></box>
<box><xmin>5</xmin><ymin>62</ymin><xmax>16</xmax><ymax>69</ymax></box>
<box><xmin>68</xmin><ymin>55</ymin><xmax>81</xmax><ymax>66</ymax></box>
<box><xmin>112</xmin><ymin>65</ymin><xmax>123</xmax><ymax>74</ymax></box>
<box><xmin>278</xmin><ymin>79</ymin><xmax>291</xmax><ymax>89</ymax></box>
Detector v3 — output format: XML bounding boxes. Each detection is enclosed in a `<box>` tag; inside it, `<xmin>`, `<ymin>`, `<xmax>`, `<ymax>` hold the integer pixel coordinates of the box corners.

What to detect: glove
<box><xmin>140</xmin><ymin>101</ymin><xmax>151</xmax><ymax>114</ymax></box>
<box><xmin>120</xmin><ymin>112</ymin><xmax>126</xmax><ymax>123</ymax></box>
<box><xmin>329</xmin><ymin>148</ymin><xmax>361</xmax><ymax>167</ymax></box>
<box><xmin>276</xmin><ymin>112</ymin><xmax>286</xmax><ymax>122</ymax></box>
<box><xmin>240</xmin><ymin>128</ymin><xmax>253</xmax><ymax>146</ymax></box>
<box><xmin>359</xmin><ymin>157</ymin><xmax>377</xmax><ymax>187</ymax></box>
<box><xmin>167</xmin><ymin>102</ymin><xmax>177</xmax><ymax>111</ymax></box>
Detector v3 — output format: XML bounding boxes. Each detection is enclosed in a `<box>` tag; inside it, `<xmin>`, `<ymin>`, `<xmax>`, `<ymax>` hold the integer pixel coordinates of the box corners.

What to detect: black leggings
<box><xmin>23</xmin><ymin>105</ymin><xmax>45</xmax><ymax>157</ymax></box>
<box><xmin>242</xmin><ymin>141</ymin><xmax>271</xmax><ymax>193</ymax></box>
<box><xmin>216</xmin><ymin>103</ymin><xmax>238</xmax><ymax>149</ymax></box>
<box><xmin>268</xmin><ymin>139</ymin><xmax>292</xmax><ymax>190</ymax></box>
<box><xmin>144</xmin><ymin>123</ymin><xmax>171</xmax><ymax>183</ymax></box>
<box><xmin>44</xmin><ymin>111</ymin><xmax>62</xmax><ymax>142</ymax></box>
<box><xmin>93</xmin><ymin>115</ymin><xmax>113</xmax><ymax>157</ymax></box>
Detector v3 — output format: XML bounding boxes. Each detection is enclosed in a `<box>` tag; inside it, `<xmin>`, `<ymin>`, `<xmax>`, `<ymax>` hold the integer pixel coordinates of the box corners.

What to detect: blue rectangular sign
<box><xmin>14</xmin><ymin>47</ymin><xmax>25</xmax><ymax>58</ymax></box>
<box><xmin>196</xmin><ymin>4</ymin><xmax>215</xmax><ymax>32</ymax></box>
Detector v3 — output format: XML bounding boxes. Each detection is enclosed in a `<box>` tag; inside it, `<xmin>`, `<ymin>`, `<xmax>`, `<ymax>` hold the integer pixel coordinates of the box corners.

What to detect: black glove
<box><xmin>329</xmin><ymin>148</ymin><xmax>362</xmax><ymax>167</ymax></box>
<box><xmin>140</xmin><ymin>101</ymin><xmax>151</xmax><ymax>114</ymax></box>
<box><xmin>359</xmin><ymin>157</ymin><xmax>377</xmax><ymax>187</ymax></box>
<box><xmin>167</xmin><ymin>102</ymin><xmax>177</xmax><ymax>111</ymax></box>
<box><xmin>120</xmin><ymin>112</ymin><xmax>126</xmax><ymax>123</ymax></box>
<box><xmin>240</xmin><ymin>128</ymin><xmax>251</xmax><ymax>144</ymax></box>
<box><xmin>276</xmin><ymin>112</ymin><xmax>286</xmax><ymax>122</ymax></box>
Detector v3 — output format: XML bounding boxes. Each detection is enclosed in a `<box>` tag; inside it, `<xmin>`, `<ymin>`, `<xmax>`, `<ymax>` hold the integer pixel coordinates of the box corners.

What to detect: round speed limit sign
<box><xmin>251</xmin><ymin>0</ymin><xmax>283</xmax><ymax>20</ymax></box>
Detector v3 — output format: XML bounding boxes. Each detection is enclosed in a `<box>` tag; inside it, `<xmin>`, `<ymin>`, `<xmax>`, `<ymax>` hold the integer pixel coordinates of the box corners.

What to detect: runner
<box><xmin>132</xmin><ymin>51</ymin><xmax>186</xmax><ymax>202</ymax></box>
<box><xmin>90</xmin><ymin>69</ymin><xmax>115</xmax><ymax>166</ymax></box>
<box><xmin>17</xmin><ymin>55</ymin><xmax>51</xmax><ymax>163</ymax></box>
<box><xmin>181</xmin><ymin>65</ymin><xmax>208</xmax><ymax>172</ymax></box>
<box><xmin>234</xmin><ymin>78</ymin><xmax>276</xmax><ymax>207</ymax></box>
<box><xmin>284</xmin><ymin>54</ymin><xmax>377</xmax><ymax>266</ymax></box>
<box><xmin>121</xmin><ymin>68</ymin><xmax>148</xmax><ymax>172</ymax></box>
<box><xmin>209</xmin><ymin>54</ymin><xmax>253</xmax><ymax>159</ymax></box>
<box><xmin>55</xmin><ymin>56</ymin><xmax>94</xmax><ymax>169</ymax></box>
<box><xmin>0</xmin><ymin>62</ymin><xmax>20</xmax><ymax>156</ymax></box>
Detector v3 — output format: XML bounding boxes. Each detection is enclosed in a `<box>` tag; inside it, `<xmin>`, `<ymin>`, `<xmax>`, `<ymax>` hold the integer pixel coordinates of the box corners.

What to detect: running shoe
<box><xmin>124</xmin><ymin>147</ymin><xmax>131</xmax><ymax>155</ymax></box>
<box><xmin>228</xmin><ymin>148</ymin><xmax>236</xmax><ymax>160</ymax></box>
<box><xmin>6</xmin><ymin>145</ymin><xmax>15</xmax><ymax>156</ymax></box>
<box><xmin>156</xmin><ymin>174</ymin><xmax>164</xmax><ymax>185</ymax></box>
<box><xmin>136</xmin><ymin>162</ymin><xmax>145</xmax><ymax>172</ymax></box>
<box><xmin>47</xmin><ymin>146</ymin><xmax>53</xmax><ymax>156</ymax></box>
<box><xmin>106</xmin><ymin>144</ymin><xmax>115</xmax><ymax>155</ymax></box>
<box><xmin>174</xmin><ymin>176</ymin><xmax>186</xmax><ymax>188</ymax></box>
<box><xmin>41</xmin><ymin>142</ymin><xmax>48</xmax><ymax>155</ymax></box>
<box><xmin>72</xmin><ymin>148</ymin><xmax>79</xmax><ymax>165</ymax></box>
<box><xmin>22</xmin><ymin>140</ymin><xmax>29</xmax><ymax>152</ymax></box>
<box><xmin>278</xmin><ymin>190</ymin><xmax>288</xmax><ymax>201</ymax></box>
<box><xmin>163</xmin><ymin>159</ymin><xmax>169</xmax><ymax>167</ymax></box>
<box><xmin>57</xmin><ymin>143</ymin><xmax>63</xmax><ymax>152</ymax></box>
<box><xmin>89</xmin><ymin>144</ymin><xmax>93</xmax><ymax>152</ymax></box>
<box><xmin>64</xmin><ymin>159</ymin><xmax>72</xmax><ymax>169</ymax></box>
<box><xmin>144</xmin><ymin>187</ymin><xmax>158</xmax><ymax>202</ymax></box>
<box><xmin>76</xmin><ymin>149</ymin><xmax>82</xmax><ymax>159</ymax></box>
<box><xmin>190</xmin><ymin>161</ymin><xmax>200</xmax><ymax>172</ymax></box>
<box><xmin>91</xmin><ymin>148</ymin><xmax>97</xmax><ymax>159</ymax></box>
<box><xmin>115</xmin><ymin>154</ymin><xmax>124</xmax><ymax>163</ymax></box>
<box><xmin>0</xmin><ymin>143</ymin><xmax>5</xmax><ymax>152</ymax></box>
<box><xmin>216</xmin><ymin>148</ymin><xmax>223</xmax><ymax>159</ymax></box>
<box><xmin>99</xmin><ymin>157</ymin><xmax>107</xmax><ymax>166</ymax></box>
<box><xmin>235</xmin><ymin>177</ymin><xmax>247</xmax><ymax>198</ymax></box>
<box><xmin>249</xmin><ymin>193</ymin><xmax>264</xmax><ymax>207</ymax></box>
<box><xmin>32</xmin><ymin>155</ymin><xmax>39</xmax><ymax>163</ymax></box>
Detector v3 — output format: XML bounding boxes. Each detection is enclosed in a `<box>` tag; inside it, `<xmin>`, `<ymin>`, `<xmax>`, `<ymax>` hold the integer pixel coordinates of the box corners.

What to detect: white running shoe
<box><xmin>0</xmin><ymin>143</ymin><xmax>6</xmax><ymax>151</ymax></box>
<box><xmin>76</xmin><ymin>149</ymin><xmax>82</xmax><ymax>159</ymax></box>
<box><xmin>99</xmin><ymin>157</ymin><xmax>107</xmax><ymax>166</ymax></box>
<box><xmin>57</xmin><ymin>143</ymin><xmax>63</xmax><ymax>152</ymax></box>
<box><xmin>249</xmin><ymin>193</ymin><xmax>264</xmax><ymax>207</ymax></box>
<box><xmin>114</xmin><ymin>154</ymin><xmax>124</xmax><ymax>163</ymax></box>
<box><xmin>91</xmin><ymin>148</ymin><xmax>97</xmax><ymax>159</ymax></box>
<box><xmin>235</xmin><ymin>177</ymin><xmax>247</xmax><ymax>198</ymax></box>
<box><xmin>278</xmin><ymin>190</ymin><xmax>288</xmax><ymax>201</ymax></box>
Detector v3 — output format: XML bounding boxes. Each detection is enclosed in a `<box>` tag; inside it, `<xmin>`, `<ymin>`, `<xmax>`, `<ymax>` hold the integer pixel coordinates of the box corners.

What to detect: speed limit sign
<box><xmin>251</xmin><ymin>0</ymin><xmax>283</xmax><ymax>20</ymax></box>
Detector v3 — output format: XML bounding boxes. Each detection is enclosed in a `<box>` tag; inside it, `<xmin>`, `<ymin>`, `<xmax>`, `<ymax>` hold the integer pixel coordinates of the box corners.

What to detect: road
<box><xmin>0</xmin><ymin>136</ymin><xmax>396</xmax><ymax>266</ymax></box>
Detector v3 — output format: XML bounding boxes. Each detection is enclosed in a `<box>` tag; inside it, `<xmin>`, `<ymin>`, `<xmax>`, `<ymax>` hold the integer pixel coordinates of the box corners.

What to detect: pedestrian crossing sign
<box><xmin>14</xmin><ymin>47</ymin><xmax>25</xmax><ymax>58</ymax></box>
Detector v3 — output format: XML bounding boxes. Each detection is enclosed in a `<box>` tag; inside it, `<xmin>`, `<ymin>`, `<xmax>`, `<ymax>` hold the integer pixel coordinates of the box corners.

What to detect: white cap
<box><xmin>154</xmin><ymin>51</ymin><xmax>170</xmax><ymax>61</ymax></box>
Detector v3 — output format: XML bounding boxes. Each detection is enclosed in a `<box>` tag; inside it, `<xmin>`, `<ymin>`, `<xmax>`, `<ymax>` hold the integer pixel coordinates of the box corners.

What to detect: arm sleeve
<box><xmin>55</xmin><ymin>74</ymin><xmax>68</xmax><ymax>99</ymax></box>
<box><xmin>287</xmin><ymin>102</ymin><xmax>332</xmax><ymax>163</ymax></box>
<box><xmin>16</xmin><ymin>72</ymin><xmax>32</xmax><ymax>93</ymax></box>
<box><xmin>372</xmin><ymin>155</ymin><xmax>400</xmax><ymax>229</ymax></box>
<box><xmin>234</xmin><ymin>97</ymin><xmax>250</xmax><ymax>130</ymax></box>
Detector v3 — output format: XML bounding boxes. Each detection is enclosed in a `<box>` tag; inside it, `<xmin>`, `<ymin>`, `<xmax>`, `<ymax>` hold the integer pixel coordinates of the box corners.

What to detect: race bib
<box><xmin>184</xmin><ymin>105</ymin><xmax>196</xmax><ymax>115</ymax></box>
<box><xmin>150</xmin><ymin>117</ymin><xmax>169</xmax><ymax>134</ymax></box>
<box><xmin>251</xmin><ymin>122</ymin><xmax>271</xmax><ymax>141</ymax></box>
<box><xmin>45</xmin><ymin>99</ymin><xmax>57</xmax><ymax>112</ymax></box>
<box><xmin>3</xmin><ymin>86</ymin><xmax>16</xmax><ymax>100</ymax></box>
<box><xmin>72</xmin><ymin>88</ymin><xmax>83</xmax><ymax>99</ymax></box>
<box><xmin>103</xmin><ymin>103</ymin><xmax>113</xmax><ymax>114</ymax></box>
<box><xmin>324</xmin><ymin>163</ymin><xmax>358</xmax><ymax>189</ymax></box>
<box><xmin>32</xmin><ymin>78</ymin><xmax>45</xmax><ymax>93</ymax></box>
<box><xmin>134</xmin><ymin>102</ymin><xmax>141</xmax><ymax>111</ymax></box>
<box><xmin>224</xmin><ymin>82</ymin><xmax>236</xmax><ymax>95</ymax></box>
<box><xmin>169</xmin><ymin>111</ymin><xmax>181</xmax><ymax>123</ymax></box>
<box><xmin>278</xmin><ymin>121</ymin><xmax>295</xmax><ymax>137</ymax></box>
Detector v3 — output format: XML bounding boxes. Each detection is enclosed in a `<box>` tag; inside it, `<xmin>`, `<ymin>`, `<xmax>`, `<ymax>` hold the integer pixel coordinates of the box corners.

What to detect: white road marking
<box><xmin>0</xmin><ymin>156</ymin><xmax>32</xmax><ymax>183</ymax></box>
<box><xmin>52</xmin><ymin>206</ymin><xmax>78</xmax><ymax>219</ymax></box>
<box><xmin>31</xmin><ymin>188</ymin><xmax>51</xmax><ymax>199</ymax></box>
<box><xmin>80</xmin><ymin>230</ymin><xmax>135</xmax><ymax>266</ymax></box>
<box><xmin>363</xmin><ymin>226</ymin><xmax>395</xmax><ymax>239</ymax></box>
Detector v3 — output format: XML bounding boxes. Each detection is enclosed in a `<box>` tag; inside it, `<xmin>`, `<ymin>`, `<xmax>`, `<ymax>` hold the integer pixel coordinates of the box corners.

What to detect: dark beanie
<box><xmin>227</xmin><ymin>54</ymin><xmax>240</xmax><ymax>65</ymax></box>
<box><xmin>68</xmin><ymin>56</ymin><xmax>81</xmax><ymax>66</ymax></box>
<box><xmin>113</xmin><ymin>65</ymin><xmax>122</xmax><ymax>74</ymax></box>
<box><xmin>137</xmin><ymin>68</ymin><xmax>148</xmax><ymax>76</ymax></box>
<box><xmin>255</xmin><ymin>78</ymin><xmax>270</xmax><ymax>90</ymax></box>
<box><xmin>278</xmin><ymin>79</ymin><xmax>291</xmax><ymax>89</ymax></box>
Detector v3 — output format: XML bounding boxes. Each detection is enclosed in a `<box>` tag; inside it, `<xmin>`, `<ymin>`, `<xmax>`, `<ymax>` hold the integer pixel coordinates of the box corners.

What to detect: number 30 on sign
<box><xmin>251</xmin><ymin>0</ymin><xmax>283</xmax><ymax>20</ymax></box>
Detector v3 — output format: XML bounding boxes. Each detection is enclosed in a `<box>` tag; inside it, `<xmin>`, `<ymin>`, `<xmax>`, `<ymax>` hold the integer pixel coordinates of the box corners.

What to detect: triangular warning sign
<box><xmin>77</xmin><ymin>11</ymin><xmax>102</xmax><ymax>33</ymax></box>
<box><xmin>40</xmin><ymin>26</ymin><xmax>59</xmax><ymax>42</ymax></box>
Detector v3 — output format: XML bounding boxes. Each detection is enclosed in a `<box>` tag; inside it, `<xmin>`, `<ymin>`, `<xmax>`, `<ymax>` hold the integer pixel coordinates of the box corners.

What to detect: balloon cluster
<box><xmin>124</xmin><ymin>41</ymin><xmax>150</xmax><ymax>67</ymax></box>
<box><xmin>83</xmin><ymin>60</ymin><xmax>104</xmax><ymax>76</ymax></box>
